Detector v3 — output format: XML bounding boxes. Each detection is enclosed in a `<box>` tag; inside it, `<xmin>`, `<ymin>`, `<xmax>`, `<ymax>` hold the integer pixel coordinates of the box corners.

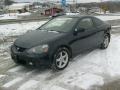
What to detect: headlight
<box><xmin>27</xmin><ymin>45</ymin><xmax>49</xmax><ymax>54</ymax></box>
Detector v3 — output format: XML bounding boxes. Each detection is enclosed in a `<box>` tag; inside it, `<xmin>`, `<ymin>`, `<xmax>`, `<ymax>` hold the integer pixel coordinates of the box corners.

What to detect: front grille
<box><xmin>15</xmin><ymin>45</ymin><xmax>26</xmax><ymax>52</ymax></box>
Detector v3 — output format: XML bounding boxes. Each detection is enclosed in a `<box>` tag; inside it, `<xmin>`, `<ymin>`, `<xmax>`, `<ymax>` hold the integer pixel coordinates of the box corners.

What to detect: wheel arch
<box><xmin>58</xmin><ymin>45</ymin><xmax>72</xmax><ymax>58</ymax></box>
<box><xmin>104</xmin><ymin>28</ymin><xmax>111</xmax><ymax>41</ymax></box>
<box><xmin>50</xmin><ymin>44</ymin><xmax>72</xmax><ymax>63</ymax></box>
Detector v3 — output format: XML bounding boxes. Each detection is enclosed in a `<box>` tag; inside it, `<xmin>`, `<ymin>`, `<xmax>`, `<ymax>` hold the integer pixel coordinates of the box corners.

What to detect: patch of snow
<box><xmin>105</xmin><ymin>36</ymin><xmax>120</xmax><ymax>77</ymax></box>
<box><xmin>18</xmin><ymin>80</ymin><xmax>39</xmax><ymax>90</ymax></box>
<box><xmin>0</xmin><ymin>14</ymin><xmax>17</xmax><ymax>20</ymax></box>
<box><xmin>96</xmin><ymin>12</ymin><xmax>120</xmax><ymax>16</ymax></box>
<box><xmin>112</xmin><ymin>25</ymin><xmax>120</xmax><ymax>28</ymax></box>
<box><xmin>57</xmin><ymin>71</ymin><xmax>104</xmax><ymax>90</ymax></box>
<box><xmin>3</xmin><ymin>77</ymin><xmax>23</xmax><ymax>88</ymax></box>
<box><xmin>17</xmin><ymin>12</ymin><xmax>31</xmax><ymax>16</ymax></box>
<box><xmin>4</xmin><ymin>57</ymin><xmax>11</xmax><ymax>60</ymax></box>
<box><xmin>64</xmin><ymin>73</ymin><xmax>104</xmax><ymax>90</ymax></box>
<box><xmin>66</xmin><ymin>13</ymin><xmax>80</xmax><ymax>15</ymax></box>
<box><xmin>9</xmin><ymin>3</ymin><xmax>32</xmax><ymax>8</ymax></box>
<box><xmin>49</xmin><ymin>85</ymin><xmax>67</xmax><ymax>90</ymax></box>
<box><xmin>0</xmin><ymin>21</ymin><xmax>47</xmax><ymax>37</ymax></box>
<box><xmin>26</xmin><ymin>70</ymin><xmax>36</xmax><ymax>75</ymax></box>
<box><xmin>0</xmin><ymin>12</ymin><xmax>31</xmax><ymax>20</ymax></box>
<box><xmin>8</xmin><ymin>66</ymin><xmax>24</xmax><ymax>72</ymax></box>
<box><xmin>0</xmin><ymin>75</ymin><xmax>5</xmax><ymax>79</ymax></box>
<box><xmin>96</xmin><ymin>15</ymin><xmax>120</xmax><ymax>21</ymax></box>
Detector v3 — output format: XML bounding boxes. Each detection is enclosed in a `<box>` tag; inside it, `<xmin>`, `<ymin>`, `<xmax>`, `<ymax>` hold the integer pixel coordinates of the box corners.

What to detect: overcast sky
<box><xmin>13</xmin><ymin>0</ymin><xmax>120</xmax><ymax>3</ymax></box>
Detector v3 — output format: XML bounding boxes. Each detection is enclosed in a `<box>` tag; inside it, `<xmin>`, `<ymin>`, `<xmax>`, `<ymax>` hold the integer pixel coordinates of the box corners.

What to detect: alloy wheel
<box><xmin>56</xmin><ymin>50</ymin><xmax>69</xmax><ymax>69</ymax></box>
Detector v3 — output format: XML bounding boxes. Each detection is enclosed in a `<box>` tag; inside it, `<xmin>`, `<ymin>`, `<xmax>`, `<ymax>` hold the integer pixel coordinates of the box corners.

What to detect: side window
<box><xmin>78</xmin><ymin>18</ymin><xmax>94</xmax><ymax>29</ymax></box>
<box><xmin>93</xmin><ymin>18</ymin><xmax>103</xmax><ymax>26</ymax></box>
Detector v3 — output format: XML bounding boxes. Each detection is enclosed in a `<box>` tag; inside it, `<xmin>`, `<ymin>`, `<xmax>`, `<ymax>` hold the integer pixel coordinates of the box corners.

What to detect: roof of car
<box><xmin>58</xmin><ymin>15</ymin><xmax>94</xmax><ymax>19</ymax></box>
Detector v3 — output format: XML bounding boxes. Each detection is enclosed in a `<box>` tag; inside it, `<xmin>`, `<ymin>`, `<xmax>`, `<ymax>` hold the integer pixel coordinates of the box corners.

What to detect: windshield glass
<box><xmin>39</xmin><ymin>17</ymin><xmax>78</xmax><ymax>32</ymax></box>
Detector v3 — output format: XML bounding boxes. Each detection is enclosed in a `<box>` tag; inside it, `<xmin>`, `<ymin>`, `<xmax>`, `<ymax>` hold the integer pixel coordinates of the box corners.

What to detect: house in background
<box><xmin>45</xmin><ymin>7</ymin><xmax>63</xmax><ymax>16</ymax></box>
<box><xmin>7</xmin><ymin>3</ymin><xmax>33</xmax><ymax>14</ymax></box>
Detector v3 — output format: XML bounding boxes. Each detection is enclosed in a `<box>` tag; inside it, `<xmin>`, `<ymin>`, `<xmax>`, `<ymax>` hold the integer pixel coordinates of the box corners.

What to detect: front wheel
<box><xmin>100</xmin><ymin>34</ymin><xmax>110</xmax><ymax>49</ymax></box>
<box><xmin>52</xmin><ymin>47</ymin><xmax>70</xmax><ymax>70</ymax></box>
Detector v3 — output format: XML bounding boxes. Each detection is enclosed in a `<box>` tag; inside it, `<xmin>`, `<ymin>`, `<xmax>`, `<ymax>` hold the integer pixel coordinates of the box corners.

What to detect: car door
<box><xmin>70</xmin><ymin>17</ymin><xmax>99</xmax><ymax>55</ymax></box>
<box><xmin>92</xmin><ymin>17</ymin><xmax>105</xmax><ymax>45</ymax></box>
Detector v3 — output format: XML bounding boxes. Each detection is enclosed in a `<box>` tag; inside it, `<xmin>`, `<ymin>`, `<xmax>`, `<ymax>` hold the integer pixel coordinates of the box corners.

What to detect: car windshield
<box><xmin>39</xmin><ymin>17</ymin><xmax>78</xmax><ymax>33</ymax></box>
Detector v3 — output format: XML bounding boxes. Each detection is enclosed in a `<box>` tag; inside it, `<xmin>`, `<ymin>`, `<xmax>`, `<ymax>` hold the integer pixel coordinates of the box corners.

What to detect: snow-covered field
<box><xmin>96</xmin><ymin>15</ymin><xmax>120</xmax><ymax>21</ymax></box>
<box><xmin>0</xmin><ymin>17</ymin><xmax>120</xmax><ymax>90</ymax></box>
<box><xmin>0</xmin><ymin>14</ymin><xmax>18</xmax><ymax>20</ymax></box>
<box><xmin>0</xmin><ymin>21</ymin><xmax>47</xmax><ymax>37</ymax></box>
<box><xmin>0</xmin><ymin>13</ymin><xmax>31</xmax><ymax>20</ymax></box>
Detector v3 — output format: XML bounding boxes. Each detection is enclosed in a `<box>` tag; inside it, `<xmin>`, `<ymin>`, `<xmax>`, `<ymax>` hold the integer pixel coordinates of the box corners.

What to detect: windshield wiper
<box><xmin>37</xmin><ymin>28</ymin><xmax>48</xmax><ymax>31</ymax></box>
<box><xmin>37</xmin><ymin>28</ymin><xmax>62</xmax><ymax>33</ymax></box>
<box><xmin>47</xmin><ymin>30</ymin><xmax>61</xmax><ymax>33</ymax></box>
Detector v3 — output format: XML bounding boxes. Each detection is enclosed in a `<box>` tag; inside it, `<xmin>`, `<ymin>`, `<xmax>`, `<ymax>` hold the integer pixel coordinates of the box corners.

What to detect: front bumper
<box><xmin>11</xmin><ymin>45</ymin><xmax>51</xmax><ymax>67</ymax></box>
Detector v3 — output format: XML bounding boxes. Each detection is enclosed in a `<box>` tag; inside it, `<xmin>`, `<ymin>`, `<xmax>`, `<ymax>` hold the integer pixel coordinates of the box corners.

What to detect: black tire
<box><xmin>52</xmin><ymin>47</ymin><xmax>70</xmax><ymax>71</ymax></box>
<box><xmin>100</xmin><ymin>34</ymin><xmax>110</xmax><ymax>49</ymax></box>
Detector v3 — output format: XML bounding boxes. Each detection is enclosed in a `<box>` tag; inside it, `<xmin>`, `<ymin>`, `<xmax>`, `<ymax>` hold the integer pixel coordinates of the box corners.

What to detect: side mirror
<box><xmin>74</xmin><ymin>27</ymin><xmax>85</xmax><ymax>35</ymax></box>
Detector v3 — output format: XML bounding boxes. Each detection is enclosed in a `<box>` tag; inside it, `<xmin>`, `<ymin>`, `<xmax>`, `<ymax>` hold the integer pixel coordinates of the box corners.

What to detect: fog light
<box><xmin>29</xmin><ymin>62</ymin><xmax>33</xmax><ymax>65</ymax></box>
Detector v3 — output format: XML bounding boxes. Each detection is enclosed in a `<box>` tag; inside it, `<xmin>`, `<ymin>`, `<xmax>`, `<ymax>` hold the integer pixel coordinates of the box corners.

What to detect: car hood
<box><xmin>15</xmin><ymin>30</ymin><xmax>63</xmax><ymax>48</ymax></box>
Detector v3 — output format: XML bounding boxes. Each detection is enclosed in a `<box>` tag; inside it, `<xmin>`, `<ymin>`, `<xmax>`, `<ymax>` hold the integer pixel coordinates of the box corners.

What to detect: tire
<box><xmin>100</xmin><ymin>34</ymin><xmax>110</xmax><ymax>49</ymax></box>
<box><xmin>52</xmin><ymin>47</ymin><xmax>70</xmax><ymax>71</ymax></box>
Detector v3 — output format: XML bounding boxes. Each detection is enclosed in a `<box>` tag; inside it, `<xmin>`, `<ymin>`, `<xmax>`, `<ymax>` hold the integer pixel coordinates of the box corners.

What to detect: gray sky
<box><xmin>13</xmin><ymin>0</ymin><xmax>120</xmax><ymax>3</ymax></box>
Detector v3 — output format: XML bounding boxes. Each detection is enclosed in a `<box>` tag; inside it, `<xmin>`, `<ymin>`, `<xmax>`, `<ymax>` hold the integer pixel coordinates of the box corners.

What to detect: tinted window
<box><xmin>93</xmin><ymin>18</ymin><xmax>103</xmax><ymax>26</ymax></box>
<box><xmin>39</xmin><ymin>17</ymin><xmax>78</xmax><ymax>32</ymax></box>
<box><xmin>78</xmin><ymin>18</ymin><xmax>94</xmax><ymax>29</ymax></box>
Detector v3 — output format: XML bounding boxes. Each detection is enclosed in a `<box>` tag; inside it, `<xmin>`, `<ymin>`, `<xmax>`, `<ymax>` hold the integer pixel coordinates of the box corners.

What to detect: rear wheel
<box><xmin>52</xmin><ymin>47</ymin><xmax>70</xmax><ymax>70</ymax></box>
<box><xmin>100</xmin><ymin>34</ymin><xmax>110</xmax><ymax>49</ymax></box>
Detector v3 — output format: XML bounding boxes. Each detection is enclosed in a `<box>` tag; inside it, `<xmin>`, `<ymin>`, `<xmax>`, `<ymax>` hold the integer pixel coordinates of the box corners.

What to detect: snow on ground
<box><xmin>0</xmin><ymin>21</ymin><xmax>47</xmax><ymax>37</ymax></box>
<box><xmin>0</xmin><ymin>75</ymin><xmax>5</xmax><ymax>79</ymax></box>
<box><xmin>96</xmin><ymin>15</ymin><xmax>120</xmax><ymax>21</ymax></box>
<box><xmin>112</xmin><ymin>25</ymin><xmax>120</xmax><ymax>28</ymax></box>
<box><xmin>95</xmin><ymin>12</ymin><xmax>120</xmax><ymax>16</ymax></box>
<box><xmin>17</xmin><ymin>12</ymin><xmax>31</xmax><ymax>16</ymax></box>
<box><xmin>0</xmin><ymin>12</ymin><xmax>31</xmax><ymax>20</ymax></box>
<box><xmin>3</xmin><ymin>77</ymin><xmax>23</xmax><ymax>88</ymax></box>
<box><xmin>18</xmin><ymin>80</ymin><xmax>39</xmax><ymax>90</ymax></box>
<box><xmin>0</xmin><ymin>14</ymin><xmax>18</xmax><ymax>20</ymax></box>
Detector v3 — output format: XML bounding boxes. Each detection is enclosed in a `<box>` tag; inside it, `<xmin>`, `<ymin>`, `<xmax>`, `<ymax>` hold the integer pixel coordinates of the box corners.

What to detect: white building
<box><xmin>7</xmin><ymin>3</ymin><xmax>33</xmax><ymax>13</ymax></box>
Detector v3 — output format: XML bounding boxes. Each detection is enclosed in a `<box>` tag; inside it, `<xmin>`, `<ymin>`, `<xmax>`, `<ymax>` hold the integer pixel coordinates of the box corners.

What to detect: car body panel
<box><xmin>15</xmin><ymin>30</ymin><xmax>64</xmax><ymax>49</ymax></box>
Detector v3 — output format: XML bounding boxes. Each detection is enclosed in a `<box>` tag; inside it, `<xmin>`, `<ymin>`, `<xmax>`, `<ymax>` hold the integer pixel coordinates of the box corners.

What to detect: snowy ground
<box><xmin>0</xmin><ymin>21</ymin><xmax>47</xmax><ymax>37</ymax></box>
<box><xmin>0</xmin><ymin>18</ymin><xmax>120</xmax><ymax>90</ymax></box>
<box><xmin>96</xmin><ymin>15</ymin><xmax>120</xmax><ymax>21</ymax></box>
<box><xmin>0</xmin><ymin>13</ymin><xmax>31</xmax><ymax>20</ymax></box>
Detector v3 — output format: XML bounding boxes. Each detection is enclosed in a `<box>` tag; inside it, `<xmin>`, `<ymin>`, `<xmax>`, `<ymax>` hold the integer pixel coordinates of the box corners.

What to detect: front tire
<box><xmin>52</xmin><ymin>47</ymin><xmax>70</xmax><ymax>71</ymax></box>
<box><xmin>100</xmin><ymin>34</ymin><xmax>110</xmax><ymax>49</ymax></box>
